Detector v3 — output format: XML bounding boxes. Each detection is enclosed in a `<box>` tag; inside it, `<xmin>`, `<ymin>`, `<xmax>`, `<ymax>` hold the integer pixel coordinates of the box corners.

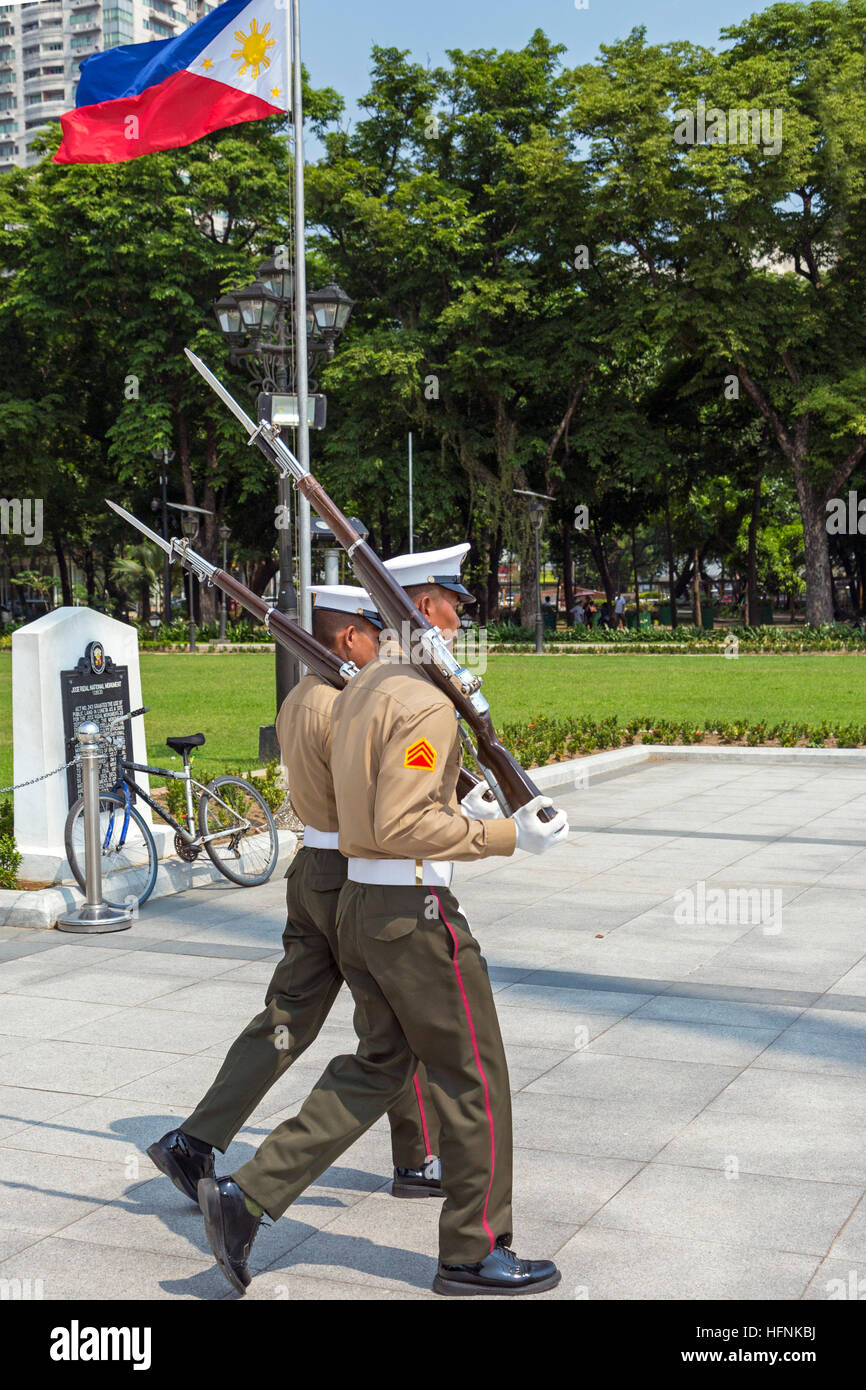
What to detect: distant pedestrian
<box><xmin>585</xmin><ymin>598</ymin><xmax>597</xmax><ymax>628</ymax></box>
<box><xmin>614</xmin><ymin>592</ymin><xmax>626</xmax><ymax>629</ymax></box>
<box><xmin>571</xmin><ymin>600</ymin><xmax>585</xmax><ymax>627</ymax></box>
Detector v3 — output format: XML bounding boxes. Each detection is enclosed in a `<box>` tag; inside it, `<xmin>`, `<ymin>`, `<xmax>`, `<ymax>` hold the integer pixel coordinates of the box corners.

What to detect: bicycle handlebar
<box><xmin>105</xmin><ymin>705</ymin><xmax>150</xmax><ymax>731</ymax></box>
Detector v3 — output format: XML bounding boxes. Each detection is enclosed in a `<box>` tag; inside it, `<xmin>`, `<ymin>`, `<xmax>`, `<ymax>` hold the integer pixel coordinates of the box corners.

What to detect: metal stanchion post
<box><xmin>57</xmin><ymin>723</ymin><xmax>135</xmax><ymax>933</ymax></box>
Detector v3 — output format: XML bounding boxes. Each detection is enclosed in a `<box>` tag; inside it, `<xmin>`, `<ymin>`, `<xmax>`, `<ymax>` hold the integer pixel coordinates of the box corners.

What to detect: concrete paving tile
<box><xmin>0</xmin><ymin>1148</ymin><xmax>143</xmax><ymax>1235</ymax></box>
<box><xmin>54</xmin><ymin>1174</ymin><xmax>361</xmax><ymax>1273</ymax></box>
<box><xmin>511</xmin><ymin>1089</ymin><xmax>723</xmax><ymax>1162</ymax></box>
<box><xmin>753</xmin><ymin>1009</ymin><xmax>866</xmax><ymax>1078</ymax></box>
<box><xmin>0</xmin><ymin>1083</ymin><xmax>93</xmax><ymax>1144</ymax></box>
<box><xmin>56</xmin><ymin>1006</ymin><xmax>248</xmax><ymax>1055</ymax></box>
<box><xmin>0</xmin><ymin>995</ymin><xmax>125</xmax><ymax>1040</ymax></box>
<box><xmin>0</xmin><ymin>1228</ymin><xmax>47</xmax><ymax>1262</ymax></box>
<box><xmin>801</xmin><ymin>1257</ymin><xmax>866</xmax><ymax>1301</ymax></box>
<box><xmin>237</xmin><ymin>1267</ymin><xmax>436</xmax><ymax>1299</ymax></box>
<box><xmin>657</xmin><ymin>1109</ymin><xmax>866</xmax><ymax>1185</ymax></box>
<box><xmin>139</xmin><ymin>979</ymin><xmax>275</xmax><ymax>1017</ymax></box>
<box><xmin>495</xmin><ymin>982</ymin><xmax>652</xmax><ymax>1016</ymax></box>
<box><xmin>495</xmin><ymin>1005</ymin><xmax>621</xmax><ymax>1051</ymax></box>
<box><xmin>826</xmin><ymin>1194</ymin><xmax>866</xmax><ymax>1261</ymax></box>
<box><xmin>712</xmin><ymin>1065</ymin><xmax>866</xmax><ymax>1121</ymax></box>
<box><xmin>523</xmin><ymin>1051</ymin><xmax>738</xmax><ymax>1108</ymax></box>
<box><xmin>634</xmin><ymin>996</ymin><xmax>803</xmax><ymax>1030</ymax></box>
<box><xmin>664</xmin><ymin>981</ymin><xmax>819</xmax><ymax>1008</ymax></box>
<box><xmin>585</xmin><ymin>1017</ymin><xmax>781</xmax><ymax>1067</ymax></box>
<box><xmin>0</xmin><ymin>1233</ymin><xmax>228</xmax><ymax>1300</ymax></box>
<box><xmin>9</xmin><ymin>968</ymin><xmax>196</xmax><ymax>1007</ymax></box>
<box><xmin>553</xmin><ymin>1226</ymin><xmax>819</xmax><ymax>1301</ymax></box>
<box><xmin>3</xmin><ymin>944</ymin><xmax>119</xmax><ymax>972</ymax></box>
<box><xmin>105</xmin><ymin>1053</ymin><xmax>258</xmax><ymax>1109</ymax></box>
<box><xmin>511</xmin><ymin>1149</ymin><xmax>641</xmax><ymax>1226</ymax></box>
<box><xmin>502</xmin><ymin>1044</ymin><xmax>576</xmax><ymax>1090</ymax></box>
<box><xmin>0</xmin><ymin>1040</ymin><xmax>187</xmax><ymax>1097</ymax></box>
<box><xmin>0</xmin><ymin>1036</ymin><xmax>28</xmax><ymax>1061</ymax></box>
<box><xmin>827</xmin><ymin>959</ymin><xmax>866</xmax><ymax>997</ymax></box>
<box><xmin>2</xmin><ymin>1096</ymin><xmax>189</xmax><ymax>1165</ymax></box>
<box><xmin>588</xmin><ymin>1163</ymin><xmax>861</xmax><ymax>1255</ymax></box>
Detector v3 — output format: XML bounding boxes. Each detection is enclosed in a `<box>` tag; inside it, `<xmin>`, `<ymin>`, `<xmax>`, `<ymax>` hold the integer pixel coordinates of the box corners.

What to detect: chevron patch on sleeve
<box><xmin>404</xmin><ymin>738</ymin><xmax>437</xmax><ymax>771</ymax></box>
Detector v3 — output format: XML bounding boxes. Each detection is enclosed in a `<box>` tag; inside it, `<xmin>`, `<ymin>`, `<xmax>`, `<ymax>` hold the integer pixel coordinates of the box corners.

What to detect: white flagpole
<box><xmin>291</xmin><ymin>0</ymin><xmax>312</xmax><ymax>636</ymax></box>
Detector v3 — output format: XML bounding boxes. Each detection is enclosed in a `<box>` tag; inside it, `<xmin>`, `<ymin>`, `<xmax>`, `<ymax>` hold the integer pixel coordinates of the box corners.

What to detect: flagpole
<box><xmin>290</xmin><ymin>0</ymin><xmax>312</xmax><ymax>638</ymax></box>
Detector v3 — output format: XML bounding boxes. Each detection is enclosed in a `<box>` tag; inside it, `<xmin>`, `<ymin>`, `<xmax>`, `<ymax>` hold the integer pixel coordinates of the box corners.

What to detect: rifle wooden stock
<box><xmin>204</xmin><ymin>566</ymin><xmax>480</xmax><ymax>802</ymax></box>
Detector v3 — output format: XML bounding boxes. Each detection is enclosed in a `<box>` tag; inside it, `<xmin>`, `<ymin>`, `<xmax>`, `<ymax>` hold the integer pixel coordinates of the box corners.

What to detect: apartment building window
<box><xmin>43</xmin><ymin>89</ymin><xmax>64</xmax><ymax>101</ymax></box>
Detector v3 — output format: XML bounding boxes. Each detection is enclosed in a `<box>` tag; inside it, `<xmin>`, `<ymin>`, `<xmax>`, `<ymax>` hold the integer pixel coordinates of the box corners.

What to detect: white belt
<box><xmin>303</xmin><ymin>826</ymin><xmax>340</xmax><ymax>849</ymax></box>
<box><xmin>348</xmin><ymin>857</ymin><xmax>454</xmax><ymax>888</ymax></box>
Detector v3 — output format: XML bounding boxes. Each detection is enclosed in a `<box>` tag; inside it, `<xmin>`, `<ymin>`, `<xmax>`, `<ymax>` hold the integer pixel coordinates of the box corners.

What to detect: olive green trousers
<box><xmin>184</xmin><ymin>848</ymin><xmax>439</xmax><ymax>1169</ymax></box>
<box><xmin>232</xmin><ymin>880</ymin><xmax>513</xmax><ymax>1264</ymax></box>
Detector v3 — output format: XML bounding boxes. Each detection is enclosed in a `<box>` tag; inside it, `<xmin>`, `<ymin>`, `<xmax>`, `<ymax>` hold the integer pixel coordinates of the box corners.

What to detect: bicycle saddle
<box><xmin>166</xmin><ymin>733</ymin><xmax>206</xmax><ymax>754</ymax></box>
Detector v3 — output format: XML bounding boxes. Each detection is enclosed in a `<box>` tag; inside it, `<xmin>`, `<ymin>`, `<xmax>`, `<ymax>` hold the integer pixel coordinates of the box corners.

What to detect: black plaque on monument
<box><xmin>60</xmin><ymin>641</ymin><xmax>133</xmax><ymax>809</ymax></box>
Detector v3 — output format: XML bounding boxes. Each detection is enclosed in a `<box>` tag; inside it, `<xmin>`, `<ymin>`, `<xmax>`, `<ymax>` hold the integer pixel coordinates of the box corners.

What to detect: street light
<box><xmin>514</xmin><ymin>488</ymin><xmax>553</xmax><ymax>655</ymax></box>
<box><xmin>306</xmin><ymin>282</ymin><xmax>354</xmax><ymax>346</ymax></box>
<box><xmin>256</xmin><ymin>253</ymin><xmax>294</xmax><ymax>302</ymax></box>
<box><xmin>233</xmin><ymin>281</ymin><xmax>280</xmax><ymax>335</ymax></box>
<box><xmin>210</xmin><ymin>260</ymin><xmax>355</xmax><ymax>757</ymax></box>
<box><xmin>218</xmin><ymin>523</ymin><xmax>231</xmax><ymax>641</ymax></box>
<box><xmin>212</xmin><ymin>292</ymin><xmax>243</xmax><ymax>341</ymax></box>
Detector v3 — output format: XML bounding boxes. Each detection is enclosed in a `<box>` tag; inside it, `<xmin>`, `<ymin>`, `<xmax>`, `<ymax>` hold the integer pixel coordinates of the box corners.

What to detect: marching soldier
<box><xmin>199</xmin><ymin>545</ymin><xmax>570</xmax><ymax>1297</ymax></box>
<box><xmin>147</xmin><ymin>584</ymin><xmax>444</xmax><ymax>1210</ymax></box>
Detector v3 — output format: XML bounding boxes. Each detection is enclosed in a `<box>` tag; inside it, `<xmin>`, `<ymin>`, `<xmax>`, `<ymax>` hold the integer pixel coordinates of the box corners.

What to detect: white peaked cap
<box><xmin>383</xmin><ymin>543</ymin><xmax>475</xmax><ymax>600</ymax></box>
<box><xmin>308</xmin><ymin>584</ymin><xmax>383</xmax><ymax>628</ymax></box>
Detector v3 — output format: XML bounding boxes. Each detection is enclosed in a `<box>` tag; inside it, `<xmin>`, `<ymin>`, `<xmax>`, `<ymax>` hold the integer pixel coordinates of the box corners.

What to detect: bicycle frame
<box><xmin>104</xmin><ymin>761</ymin><xmax>256</xmax><ymax>851</ymax></box>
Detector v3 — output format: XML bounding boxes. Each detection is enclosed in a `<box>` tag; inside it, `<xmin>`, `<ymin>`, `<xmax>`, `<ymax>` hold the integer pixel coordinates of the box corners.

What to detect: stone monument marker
<box><xmin>12</xmin><ymin>607</ymin><xmax>155</xmax><ymax>883</ymax></box>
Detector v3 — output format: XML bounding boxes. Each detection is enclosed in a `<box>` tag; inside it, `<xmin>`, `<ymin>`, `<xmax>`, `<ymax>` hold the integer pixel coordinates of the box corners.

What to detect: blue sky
<box><xmin>299</xmin><ymin>0</ymin><xmax>753</xmax><ymax>132</ymax></box>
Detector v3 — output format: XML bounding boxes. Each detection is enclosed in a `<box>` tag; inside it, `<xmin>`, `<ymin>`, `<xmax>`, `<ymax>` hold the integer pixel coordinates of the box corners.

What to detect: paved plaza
<box><xmin>0</xmin><ymin>755</ymin><xmax>865</xmax><ymax>1301</ymax></box>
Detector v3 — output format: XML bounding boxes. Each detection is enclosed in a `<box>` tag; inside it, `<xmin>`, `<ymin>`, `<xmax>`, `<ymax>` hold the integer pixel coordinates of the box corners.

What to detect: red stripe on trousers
<box><xmin>431</xmin><ymin>889</ymin><xmax>496</xmax><ymax>1254</ymax></box>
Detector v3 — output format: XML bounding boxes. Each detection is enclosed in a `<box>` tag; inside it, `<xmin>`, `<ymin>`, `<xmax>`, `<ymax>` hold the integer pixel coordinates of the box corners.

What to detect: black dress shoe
<box><xmin>391</xmin><ymin>1156</ymin><xmax>445</xmax><ymax>1199</ymax></box>
<box><xmin>433</xmin><ymin>1242</ymin><xmax>561</xmax><ymax>1296</ymax></box>
<box><xmin>146</xmin><ymin>1129</ymin><xmax>214</xmax><ymax>1202</ymax></box>
<box><xmin>198</xmin><ymin>1177</ymin><xmax>264</xmax><ymax>1296</ymax></box>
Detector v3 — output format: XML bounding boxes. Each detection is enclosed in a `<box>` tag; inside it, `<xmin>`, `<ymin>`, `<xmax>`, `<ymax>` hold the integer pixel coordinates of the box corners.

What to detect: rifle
<box><xmin>184</xmin><ymin>349</ymin><xmax>557</xmax><ymax>822</ymax></box>
<box><xmin>105</xmin><ymin>499</ymin><xmax>484</xmax><ymax>803</ymax></box>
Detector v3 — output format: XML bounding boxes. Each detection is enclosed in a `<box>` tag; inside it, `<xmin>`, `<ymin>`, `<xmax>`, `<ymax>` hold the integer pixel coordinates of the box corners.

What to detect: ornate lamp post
<box><xmin>211</xmin><ymin>255</ymin><xmax>354</xmax><ymax>756</ymax></box>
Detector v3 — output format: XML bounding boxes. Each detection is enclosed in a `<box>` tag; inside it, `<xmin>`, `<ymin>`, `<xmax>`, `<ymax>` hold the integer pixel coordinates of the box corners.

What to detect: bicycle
<box><xmin>63</xmin><ymin>706</ymin><xmax>279</xmax><ymax>908</ymax></box>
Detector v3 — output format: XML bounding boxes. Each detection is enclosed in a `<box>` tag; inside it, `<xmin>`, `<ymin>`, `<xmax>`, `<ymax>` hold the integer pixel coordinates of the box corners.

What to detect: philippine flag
<box><xmin>54</xmin><ymin>0</ymin><xmax>288</xmax><ymax>165</ymax></box>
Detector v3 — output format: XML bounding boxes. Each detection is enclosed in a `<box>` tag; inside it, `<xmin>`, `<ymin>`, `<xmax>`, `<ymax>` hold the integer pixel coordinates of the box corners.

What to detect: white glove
<box><xmin>460</xmin><ymin>780</ymin><xmax>502</xmax><ymax>821</ymax></box>
<box><xmin>512</xmin><ymin>795</ymin><xmax>569</xmax><ymax>854</ymax></box>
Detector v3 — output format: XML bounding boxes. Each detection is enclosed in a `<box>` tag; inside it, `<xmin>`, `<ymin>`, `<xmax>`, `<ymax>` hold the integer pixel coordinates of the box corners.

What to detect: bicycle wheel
<box><xmin>198</xmin><ymin>775</ymin><xmax>278</xmax><ymax>887</ymax></box>
<box><xmin>64</xmin><ymin>791</ymin><xmax>158</xmax><ymax>909</ymax></box>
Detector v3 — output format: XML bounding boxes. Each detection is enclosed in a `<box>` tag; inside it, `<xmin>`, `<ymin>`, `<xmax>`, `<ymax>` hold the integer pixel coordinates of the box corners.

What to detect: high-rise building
<box><xmin>0</xmin><ymin>0</ymin><xmax>215</xmax><ymax>172</ymax></box>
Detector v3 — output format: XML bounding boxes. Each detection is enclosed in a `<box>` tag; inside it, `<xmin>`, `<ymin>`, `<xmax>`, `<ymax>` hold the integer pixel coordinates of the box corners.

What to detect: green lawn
<box><xmin>1</xmin><ymin>649</ymin><xmax>863</xmax><ymax>790</ymax></box>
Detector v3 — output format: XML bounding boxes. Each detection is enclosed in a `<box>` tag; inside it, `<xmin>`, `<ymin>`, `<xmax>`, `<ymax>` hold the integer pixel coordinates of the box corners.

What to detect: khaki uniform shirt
<box><xmin>330</xmin><ymin>657</ymin><xmax>517</xmax><ymax>861</ymax></box>
<box><xmin>275</xmin><ymin>674</ymin><xmax>339</xmax><ymax>833</ymax></box>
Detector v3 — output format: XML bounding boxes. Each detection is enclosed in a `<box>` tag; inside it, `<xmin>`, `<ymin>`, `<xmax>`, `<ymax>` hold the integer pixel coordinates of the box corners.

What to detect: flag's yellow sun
<box><xmin>232</xmin><ymin>19</ymin><xmax>275</xmax><ymax>80</ymax></box>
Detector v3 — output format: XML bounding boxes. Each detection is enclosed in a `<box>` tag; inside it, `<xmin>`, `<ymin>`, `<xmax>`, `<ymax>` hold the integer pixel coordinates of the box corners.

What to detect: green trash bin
<box><xmin>759</xmin><ymin>602</ymin><xmax>774</xmax><ymax>625</ymax></box>
<box><xmin>701</xmin><ymin>607</ymin><xmax>715</xmax><ymax>630</ymax></box>
<box><xmin>658</xmin><ymin>603</ymin><xmax>672</xmax><ymax>625</ymax></box>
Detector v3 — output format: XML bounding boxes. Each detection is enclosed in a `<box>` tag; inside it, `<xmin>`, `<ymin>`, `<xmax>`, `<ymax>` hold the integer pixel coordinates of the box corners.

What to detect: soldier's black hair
<box><xmin>312</xmin><ymin>606</ymin><xmax>379</xmax><ymax>651</ymax></box>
